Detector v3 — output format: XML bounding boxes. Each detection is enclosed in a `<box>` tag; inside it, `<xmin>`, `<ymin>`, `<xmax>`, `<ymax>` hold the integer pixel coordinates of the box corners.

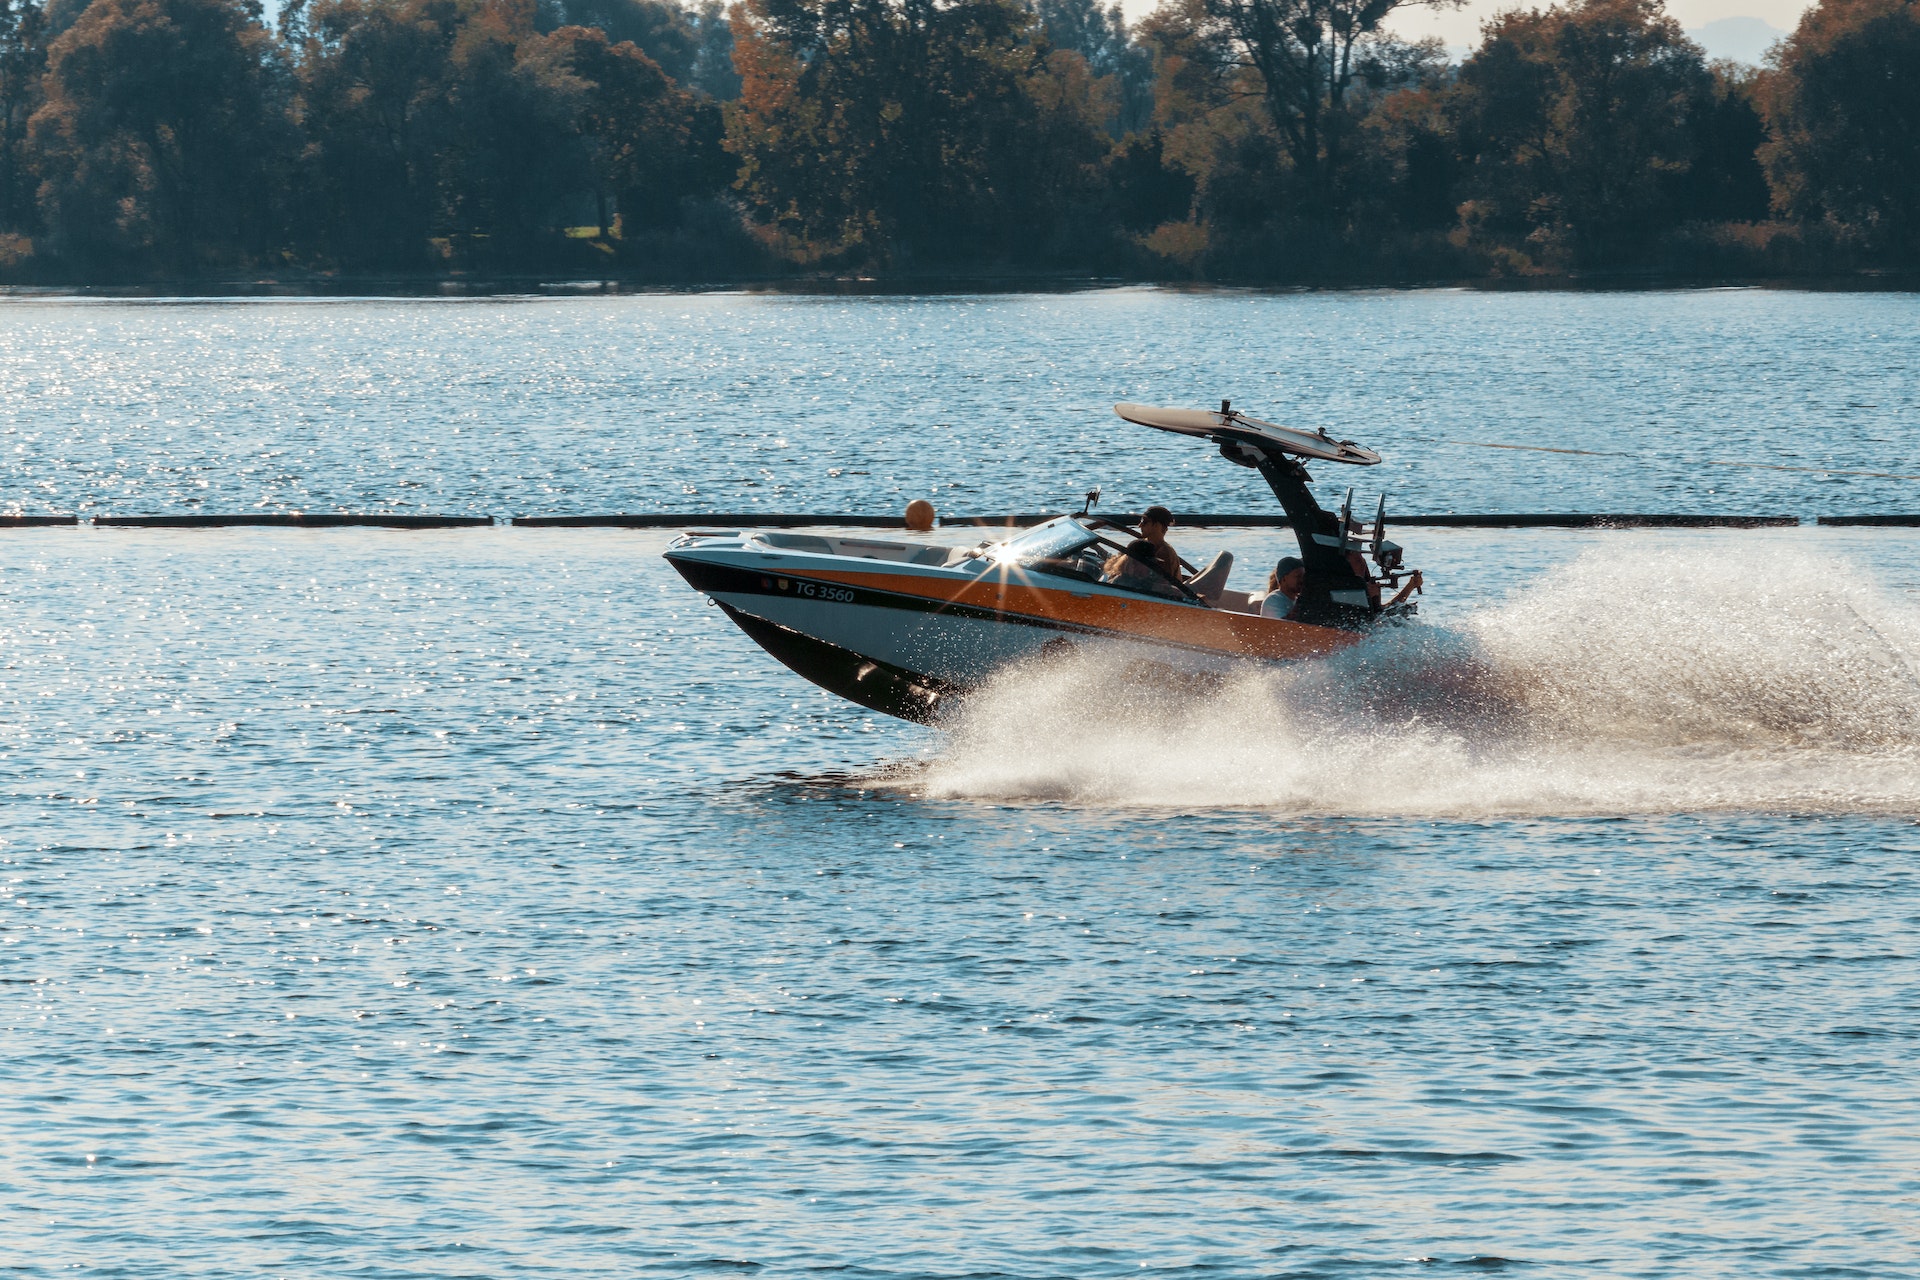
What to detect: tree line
<box><xmin>0</xmin><ymin>0</ymin><xmax>1913</xmax><ymax>282</ymax></box>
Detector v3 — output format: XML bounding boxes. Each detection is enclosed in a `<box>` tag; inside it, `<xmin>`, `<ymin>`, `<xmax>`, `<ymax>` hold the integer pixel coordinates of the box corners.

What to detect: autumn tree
<box><xmin>1031</xmin><ymin>0</ymin><xmax>1152</xmax><ymax>134</ymax></box>
<box><xmin>1449</xmin><ymin>0</ymin><xmax>1714</xmax><ymax>265</ymax></box>
<box><xmin>1759</xmin><ymin>0</ymin><xmax>1920</xmax><ymax>258</ymax></box>
<box><xmin>536</xmin><ymin>22</ymin><xmax>728</xmax><ymax>235</ymax></box>
<box><xmin>537</xmin><ymin>0</ymin><xmax>697</xmax><ymax>79</ymax></box>
<box><xmin>29</xmin><ymin>0</ymin><xmax>292</xmax><ymax>273</ymax></box>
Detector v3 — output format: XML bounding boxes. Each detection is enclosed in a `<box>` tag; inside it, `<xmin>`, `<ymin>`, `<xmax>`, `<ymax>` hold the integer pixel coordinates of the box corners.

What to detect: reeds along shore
<box><xmin>0</xmin><ymin>0</ymin><xmax>1914</xmax><ymax>286</ymax></box>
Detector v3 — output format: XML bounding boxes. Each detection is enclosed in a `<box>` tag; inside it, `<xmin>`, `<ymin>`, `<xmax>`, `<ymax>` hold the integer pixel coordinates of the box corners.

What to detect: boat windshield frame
<box><xmin>1004</xmin><ymin>518</ymin><xmax>1099</xmax><ymax>559</ymax></box>
<box><xmin>980</xmin><ymin>518</ymin><xmax>1109</xmax><ymax>583</ymax></box>
<box><xmin>988</xmin><ymin>517</ymin><xmax>1199</xmax><ymax>601</ymax></box>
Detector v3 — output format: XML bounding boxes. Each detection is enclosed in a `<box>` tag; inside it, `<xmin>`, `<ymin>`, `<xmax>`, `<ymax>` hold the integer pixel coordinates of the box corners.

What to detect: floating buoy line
<box><xmin>0</xmin><ymin>512</ymin><xmax>1913</xmax><ymax>530</ymax></box>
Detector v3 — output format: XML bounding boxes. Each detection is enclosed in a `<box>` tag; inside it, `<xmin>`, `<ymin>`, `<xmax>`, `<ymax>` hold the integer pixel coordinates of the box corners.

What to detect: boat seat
<box><xmin>1187</xmin><ymin>550</ymin><xmax>1233</xmax><ymax>603</ymax></box>
<box><xmin>757</xmin><ymin>533</ymin><xmax>835</xmax><ymax>554</ymax></box>
<box><xmin>1213</xmin><ymin>587</ymin><xmax>1255</xmax><ymax>614</ymax></box>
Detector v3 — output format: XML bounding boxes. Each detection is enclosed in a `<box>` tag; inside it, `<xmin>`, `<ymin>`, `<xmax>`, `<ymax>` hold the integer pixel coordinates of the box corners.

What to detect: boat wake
<box><xmin>902</xmin><ymin>546</ymin><xmax>1920</xmax><ymax>816</ymax></box>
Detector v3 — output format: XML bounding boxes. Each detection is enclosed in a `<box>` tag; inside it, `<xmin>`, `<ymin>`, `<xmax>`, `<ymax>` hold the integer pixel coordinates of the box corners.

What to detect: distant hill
<box><xmin>1688</xmin><ymin>16</ymin><xmax>1789</xmax><ymax>65</ymax></box>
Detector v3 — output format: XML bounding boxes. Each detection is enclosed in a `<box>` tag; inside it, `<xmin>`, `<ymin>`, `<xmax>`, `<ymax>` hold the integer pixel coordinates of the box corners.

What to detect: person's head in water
<box><xmin>1140</xmin><ymin>505</ymin><xmax>1174</xmax><ymax>543</ymax></box>
<box><xmin>1271</xmin><ymin>555</ymin><xmax>1305</xmax><ymax>600</ymax></box>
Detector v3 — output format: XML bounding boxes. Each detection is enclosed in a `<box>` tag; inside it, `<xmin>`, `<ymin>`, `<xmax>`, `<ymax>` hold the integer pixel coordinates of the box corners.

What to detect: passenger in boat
<box><xmin>1261</xmin><ymin>555</ymin><xmax>1423</xmax><ymax>619</ymax></box>
<box><xmin>1138</xmin><ymin>506</ymin><xmax>1183</xmax><ymax>579</ymax></box>
<box><xmin>1140</xmin><ymin>505</ymin><xmax>1233</xmax><ymax>604</ymax></box>
<box><xmin>1103</xmin><ymin>539</ymin><xmax>1184</xmax><ymax>598</ymax></box>
<box><xmin>1260</xmin><ymin>556</ymin><xmax>1305</xmax><ymax>619</ymax></box>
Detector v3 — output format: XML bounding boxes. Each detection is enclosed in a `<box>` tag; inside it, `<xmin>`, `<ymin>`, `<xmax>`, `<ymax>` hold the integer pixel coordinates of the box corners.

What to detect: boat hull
<box><xmin>669</xmin><ymin>554</ymin><xmax>1081</xmax><ymax>712</ymax></box>
<box><xmin>717</xmin><ymin>604</ymin><xmax>960</xmax><ymax>722</ymax></box>
<box><xmin>666</xmin><ymin>534</ymin><xmax>1363</xmax><ymax>722</ymax></box>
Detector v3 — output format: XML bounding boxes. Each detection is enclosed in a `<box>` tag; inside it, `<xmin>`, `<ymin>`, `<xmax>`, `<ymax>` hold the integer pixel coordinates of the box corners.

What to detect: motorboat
<box><xmin>663</xmin><ymin>401</ymin><xmax>1420</xmax><ymax>721</ymax></box>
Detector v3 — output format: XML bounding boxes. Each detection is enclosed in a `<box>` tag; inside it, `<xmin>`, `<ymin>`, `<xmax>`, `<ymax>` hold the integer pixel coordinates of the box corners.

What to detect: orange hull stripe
<box><xmin>802</xmin><ymin>567</ymin><xmax>1360</xmax><ymax>661</ymax></box>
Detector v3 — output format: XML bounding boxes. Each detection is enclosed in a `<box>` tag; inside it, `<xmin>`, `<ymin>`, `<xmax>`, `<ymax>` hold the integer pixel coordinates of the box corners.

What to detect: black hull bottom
<box><xmin>720</xmin><ymin>604</ymin><xmax>959</xmax><ymax>723</ymax></box>
<box><xmin>718</xmin><ymin>605</ymin><xmax>1244</xmax><ymax>725</ymax></box>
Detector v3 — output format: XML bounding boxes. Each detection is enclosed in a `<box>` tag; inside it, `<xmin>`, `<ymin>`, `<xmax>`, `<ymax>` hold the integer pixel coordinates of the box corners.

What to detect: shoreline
<box><xmin>4</xmin><ymin>270</ymin><xmax>1919</xmax><ymax>298</ymax></box>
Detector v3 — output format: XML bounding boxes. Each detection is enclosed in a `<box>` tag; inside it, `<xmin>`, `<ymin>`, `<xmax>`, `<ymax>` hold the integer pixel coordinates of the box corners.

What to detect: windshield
<box><xmin>1006</xmin><ymin>519</ymin><xmax>1098</xmax><ymax>561</ymax></box>
<box><xmin>987</xmin><ymin>519</ymin><xmax>1107</xmax><ymax>583</ymax></box>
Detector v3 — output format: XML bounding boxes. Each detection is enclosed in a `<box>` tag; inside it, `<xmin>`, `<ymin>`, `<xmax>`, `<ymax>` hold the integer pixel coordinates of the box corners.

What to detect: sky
<box><xmin>244</xmin><ymin>0</ymin><xmax>1809</xmax><ymax>65</ymax></box>
<box><xmin>1116</xmin><ymin>0</ymin><xmax>1816</xmax><ymax>51</ymax></box>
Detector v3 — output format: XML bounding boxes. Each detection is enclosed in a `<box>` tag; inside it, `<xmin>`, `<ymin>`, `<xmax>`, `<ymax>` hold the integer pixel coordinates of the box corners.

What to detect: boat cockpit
<box><xmin>735</xmin><ymin>517</ymin><xmax>1279</xmax><ymax>614</ymax></box>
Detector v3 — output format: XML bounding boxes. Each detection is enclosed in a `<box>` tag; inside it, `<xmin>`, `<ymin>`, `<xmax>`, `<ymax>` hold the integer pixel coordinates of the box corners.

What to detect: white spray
<box><xmin>904</xmin><ymin>545</ymin><xmax>1920</xmax><ymax>816</ymax></box>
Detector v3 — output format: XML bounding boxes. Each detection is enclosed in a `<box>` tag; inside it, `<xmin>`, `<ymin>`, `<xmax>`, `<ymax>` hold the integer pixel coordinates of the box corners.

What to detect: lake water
<box><xmin>3</xmin><ymin>290</ymin><xmax>1919</xmax><ymax>1279</ymax></box>
<box><xmin>1</xmin><ymin>287</ymin><xmax>1917</xmax><ymax>518</ymax></box>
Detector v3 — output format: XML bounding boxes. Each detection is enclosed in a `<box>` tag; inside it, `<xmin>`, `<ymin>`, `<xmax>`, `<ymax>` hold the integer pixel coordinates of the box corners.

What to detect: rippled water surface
<box><xmin>4</xmin><ymin>291</ymin><xmax>1920</xmax><ymax>1278</ymax></box>
<box><xmin>1</xmin><ymin>287</ymin><xmax>1918</xmax><ymax>517</ymax></box>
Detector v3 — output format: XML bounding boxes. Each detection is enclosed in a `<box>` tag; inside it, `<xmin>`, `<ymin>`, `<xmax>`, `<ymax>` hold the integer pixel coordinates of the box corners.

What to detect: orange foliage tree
<box><xmin>30</xmin><ymin>0</ymin><xmax>291</xmax><ymax>273</ymax></box>
<box><xmin>1760</xmin><ymin>0</ymin><xmax>1920</xmax><ymax>259</ymax></box>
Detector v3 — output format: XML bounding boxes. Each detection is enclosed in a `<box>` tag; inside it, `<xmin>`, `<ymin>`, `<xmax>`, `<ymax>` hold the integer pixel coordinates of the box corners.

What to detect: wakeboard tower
<box><xmin>1112</xmin><ymin>400</ymin><xmax>1409</xmax><ymax>630</ymax></box>
<box><xmin>664</xmin><ymin>400</ymin><xmax>1419</xmax><ymax>721</ymax></box>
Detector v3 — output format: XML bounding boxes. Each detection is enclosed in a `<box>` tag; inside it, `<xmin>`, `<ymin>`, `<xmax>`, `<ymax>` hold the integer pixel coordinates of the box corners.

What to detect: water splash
<box><xmin>907</xmin><ymin>546</ymin><xmax>1920</xmax><ymax>815</ymax></box>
